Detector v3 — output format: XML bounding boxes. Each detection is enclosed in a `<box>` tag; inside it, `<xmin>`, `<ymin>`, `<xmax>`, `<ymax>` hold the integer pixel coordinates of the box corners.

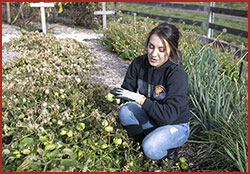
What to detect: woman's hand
<box><xmin>110</xmin><ymin>87</ymin><xmax>146</xmax><ymax>105</ymax></box>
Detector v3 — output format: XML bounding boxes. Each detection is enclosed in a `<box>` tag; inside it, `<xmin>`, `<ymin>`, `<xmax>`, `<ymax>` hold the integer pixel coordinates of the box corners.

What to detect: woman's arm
<box><xmin>121</xmin><ymin>57</ymin><xmax>142</xmax><ymax>92</ymax></box>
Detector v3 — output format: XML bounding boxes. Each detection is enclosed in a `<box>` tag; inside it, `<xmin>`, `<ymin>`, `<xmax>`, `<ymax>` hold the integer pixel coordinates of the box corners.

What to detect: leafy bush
<box><xmin>2</xmin><ymin>2</ymin><xmax>102</xmax><ymax>29</ymax></box>
<box><xmin>100</xmin><ymin>14</ymin><xmax>158</xmax><ymax>61</ymax></box>
<box><xmin>56</xmin><ymin>2</ymin><xmax>102</xmax><ymax>29</ymax></box>
<box><xmin>99</xmin><ymin>18</ymin><xmax>248</xmax><ymax>172</ymax></box>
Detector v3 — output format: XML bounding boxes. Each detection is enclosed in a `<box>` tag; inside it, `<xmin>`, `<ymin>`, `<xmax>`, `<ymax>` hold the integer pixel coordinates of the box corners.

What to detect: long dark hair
<box><xmin>146</xmin><ymin>23</ymin><xmax>180</xmax><ymax>65</ymax></box>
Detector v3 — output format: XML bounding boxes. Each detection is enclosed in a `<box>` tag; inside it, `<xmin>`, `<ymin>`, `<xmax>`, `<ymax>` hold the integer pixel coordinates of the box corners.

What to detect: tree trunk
<box><xmin>11</xmin><ymin>2</ymin><xmax>25</xmax><ymax>24</ymax></box>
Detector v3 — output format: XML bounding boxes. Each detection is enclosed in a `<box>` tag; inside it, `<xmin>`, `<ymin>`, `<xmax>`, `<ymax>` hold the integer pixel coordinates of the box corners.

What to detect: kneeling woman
<box><xmin>110</xmin><ymin>23</ymin><xmax>190</xmax><ymax>165</ymax></box>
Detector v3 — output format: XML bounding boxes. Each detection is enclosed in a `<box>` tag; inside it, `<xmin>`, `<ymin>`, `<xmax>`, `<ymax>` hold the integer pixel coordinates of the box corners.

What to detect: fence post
<box><xmin>114</xmin><ymin>2</ymin><xmax>118</xmax><ymax>20</ymax></box>
<box><xmin>94</xmin><ymin>2</ymin><xmax>115</xmax><ymax>29</ymax></box>
<box><xmin>207</xmin><ymin>2</ymin><xmax>215</xmax><ymax>39</ymax></box>
<box><xmin>6</xmin><ymin>2</ymin><xmax>11</xmax><ymax>23</ymax></box>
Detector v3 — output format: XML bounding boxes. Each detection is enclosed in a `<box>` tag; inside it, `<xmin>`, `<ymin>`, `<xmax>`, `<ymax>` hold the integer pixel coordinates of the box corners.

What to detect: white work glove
<box><xmin>110</xmin><ymin>87</ymin><xmax>145</xmax><ymax>105</ymax></box>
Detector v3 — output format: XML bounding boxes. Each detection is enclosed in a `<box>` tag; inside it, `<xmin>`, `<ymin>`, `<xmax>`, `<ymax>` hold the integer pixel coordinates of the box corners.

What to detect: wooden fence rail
<box><xmin>124</xmin><ymin>2</ymin><xmax>248</xmax><ymax>18</ymax></box>
<box><xmin>122</xmin><ymin>2</ymin><xmax>248</xmax><ymax>38</ymax></box>
<box><xmin>118</xmin><ymin>3</ymin><xmax>248</xmax><ymax>61</ymax></box>
<box><xmin>121</xmin><ymin>10</ymin><xmax>248</xmax><ymax>38</ymax></box>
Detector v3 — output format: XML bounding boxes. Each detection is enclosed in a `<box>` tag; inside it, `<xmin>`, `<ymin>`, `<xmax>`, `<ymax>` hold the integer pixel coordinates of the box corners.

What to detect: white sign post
<box><xmin>30</xmin><ymin>2</ymin><xmax>54</xmax><ymax>34</ymax></box>
<box><xmin>207</xmin><ymin>2</ymin><xmax>215</xmax><ymax>39</ymax></box>
<box><xmin>94</xmin><ymin>2</ymin><xmax>115</xmax><ymax>29</ymax></box>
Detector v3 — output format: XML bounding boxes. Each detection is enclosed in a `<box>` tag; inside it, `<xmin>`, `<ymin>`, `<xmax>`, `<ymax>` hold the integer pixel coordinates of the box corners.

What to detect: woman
<box><xmin>110</xmin><ymin>23</ymin><xmax>190</xmax><ymax>165</ymax></box>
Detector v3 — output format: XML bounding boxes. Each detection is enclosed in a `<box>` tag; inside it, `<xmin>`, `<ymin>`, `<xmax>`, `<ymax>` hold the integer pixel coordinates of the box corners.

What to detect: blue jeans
<box><xmin>119</xmin><ymin>102</ymin><xmax>190</xmax><ymax>160</ymax></box>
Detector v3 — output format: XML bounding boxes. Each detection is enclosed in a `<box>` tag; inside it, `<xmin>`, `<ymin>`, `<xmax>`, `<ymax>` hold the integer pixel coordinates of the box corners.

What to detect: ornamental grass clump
<box><xmin>179</xmin><ymin>30</ymin><xmax>248</xmax><ymax>172</ymax></box>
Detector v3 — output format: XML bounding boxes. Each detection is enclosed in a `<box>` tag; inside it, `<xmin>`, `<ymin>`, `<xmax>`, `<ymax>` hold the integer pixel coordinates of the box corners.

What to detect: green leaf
<box><xmin>45</xmin><ymin>144</ymin><xmax>57</xmax><ymax>151</ymax></box>
<box><xmin>21</xmin><ymin>138</ymin><xmax>34</xmax><ymax>145</ymax></box>
<box><xmin>224</xmin><ymin>146</ymin><xmax>236</xmax><ymax>162</ymax></box>
<box><xmin>60</xmin><ymin>159</ymin><xmax>77</xmax><ymax>169</ymax></box>
<box><xmin>46</xmin><ymin>149</ymin><xmax>59</xmax><ymax>160</ymax></box>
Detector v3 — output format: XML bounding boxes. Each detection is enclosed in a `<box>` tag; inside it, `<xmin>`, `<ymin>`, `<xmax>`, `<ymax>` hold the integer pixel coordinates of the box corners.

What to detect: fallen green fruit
<box><xmin>180</xmin><ymin>161</ymin><xmax>189</xmax><ymax>170</ymax></box>
<box><xmin>179</xmin><ymin>157</ymin><xmax>186</xmax><ymax>163</ymax></box>
<box><xmin>60</xmin><ymin>129</ymin><xmax>67</xmax><ymax>135</ymax></box>
<box><xmin>101</xmin><ymin>143</ymin><xmax>108</xmax><ymax>149</ymax></box>
<box><xmin>16</xmin><ymin>154</ymin><xmax>21</xmax><ymax>158</ymax></box>
<box><xmin>76</xmin><ymin>122</ymin><xmax>85</xmax><ymax>131</ymax></box>
<box><xmin>18</xmin><ymin>113</ymin><xmax>25</xmax><ymax>119</ymax></box>
<box><xmin>67</xmin><ymin>130</ymin><xmax>73</xmax><ymax>137</ymax></box>
<box><xmin>105</xmin><ymin>93</ymin><xmax>114</xmax><ymax>102</ymax></box>
<box><xmin>52</xmin><ymin>118</ymin><xmax>57</xmax><ymax>124</ymax></box>
<box><xmin>13</xmin><ymin>150</ymin><xmax>20</xmax><ymax>155</ymax></box>
<box><xmin>22</xmin><ymin>149</ymin><xmax>31</xmax><ymax>155</ymax></box>
<box><xmin>22</xmin><ymin>97</ymin><xmax>27</xmax><ymax>104</ymax></box>
<box><xmin>104</xmin><ymin>126</ymin><xmax>113</xmax><ymax>132</ymax></box>
<box><xmin>113</xmin><ymin>137</ymin><xmax>122</xmax><ymax>145</ymax></box>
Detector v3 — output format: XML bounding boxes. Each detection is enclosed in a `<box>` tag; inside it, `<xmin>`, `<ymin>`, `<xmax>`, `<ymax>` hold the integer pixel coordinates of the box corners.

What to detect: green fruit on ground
<box><xmin>104</xmin><ymin>126</ymin><xmax>113</xmax><ymax>132</ymax></box>
<box><xmin>67</xmin><ymin>130</ymin><xmax>73</xmax><ymax>137</ymax></box>
<box><xmin>105</xmin><ymin>93</ymin><xmax>114</xmax><ymax>102</ymax></box>
<box><xmin>101</xmin><ymin>143</ymin><xmax>108</xmax><ymax>149</ymax></box>
<box><xmin>57</xmin><ymin>120</ymin><xmax>64</xmax><ymax>126</ymax></box>
<box><xmin>60</xmin><ymin>129</ymin><xmax>67</xmax><ymax>135</ymax></box>
<box><xmin>18</xmin><ymin>113</ymin><xmax>25</xmax><ymax>119</ymax></box>
<box><xmin>102</xmin><ymin>120</ymin><xmax>109</xmax><ymax>127</ymax></box>
<box><xmin>52</xmin><ymin>119</ymin><xmax>57</xmax><ymax>123</ymax></box>
<box><xmin>76</xmin><ymin>122</ymin><xmax>85</xmax><ymax>131</ymax></box>
<box><xmin>13</xmin><ymin>150</ymin><xmax>20</xmax><ymax>155</ymax></box>
<box><xmin>179</xmin><ymin>157</ymin><xmax>187</xmax><ymax>163</ymax></box>
<box><xmin>129</xmin><ymin>161</ymin><xmax>134</xmax><ymax>167</ymax></box>
<box><xmin>22</xmin><ymin>149</ymin><xmax>31</xmax><ymax>155</ymax></box>
<box><xmin>22</xmin><ymin>97</ymin><xmax>27</xmax><ymax>103</ymax></box>
<box><xmin>113</xmin><ymin>137</ymin><xmax>122</xmax><ymax>145</ymax></box>
<box><xmin>16</xmin><ymin>154</ymin><xmax>21</xmax><ymax>158</ymax></box>
<box><xmin>180</xmin><ymin>161</ymin><xmax>189</xmax><ymax>170</ymax></box>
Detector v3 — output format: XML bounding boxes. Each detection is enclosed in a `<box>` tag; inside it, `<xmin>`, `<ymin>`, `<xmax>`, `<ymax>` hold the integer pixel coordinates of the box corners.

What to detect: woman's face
<box><xmin>147</xmin><ymin>33</ymin><xmax>171</xmax><ymax>68</ymax></box>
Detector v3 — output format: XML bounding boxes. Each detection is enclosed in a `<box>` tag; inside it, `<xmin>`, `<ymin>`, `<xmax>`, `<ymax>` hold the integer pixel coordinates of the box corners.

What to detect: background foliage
<box><xmin>2</xmin><ymin>2</ymin><xmax>102</xmax><ymax>29</ymax></box>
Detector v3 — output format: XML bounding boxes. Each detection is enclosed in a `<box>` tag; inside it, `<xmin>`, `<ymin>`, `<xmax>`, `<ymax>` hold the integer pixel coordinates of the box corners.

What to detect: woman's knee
<box><xmin>119</xmin><ymin>103</ymin><xmax>139</xmax><ymax>126</ymax></box>
<box><xmin>142</xmin><ymin>137</ymin><xmax>166</xmax><ymax>160</ymax></box>
<box><xmin>119</xmin><ymin>103</ymin><xmax>131</xmax><ymax>120</ymax></box>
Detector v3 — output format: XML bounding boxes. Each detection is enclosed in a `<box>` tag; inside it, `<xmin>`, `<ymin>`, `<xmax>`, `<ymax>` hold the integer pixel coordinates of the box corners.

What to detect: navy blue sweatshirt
<box><xmin>121</xmin><ymin>54</ymin><xmax>190</xmax><ymax>126</ymax></box>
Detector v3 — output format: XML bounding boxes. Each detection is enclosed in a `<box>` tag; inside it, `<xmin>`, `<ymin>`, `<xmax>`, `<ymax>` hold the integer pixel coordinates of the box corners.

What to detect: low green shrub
<box><xmin>100</xmin><ymin>14</ymin><xmax>158</xmax><ymax>61</ymax></box>
<box><xmin>55</xmin><ymin>2</ymin><xmax>102</xmax><ymax>29</ymax></box>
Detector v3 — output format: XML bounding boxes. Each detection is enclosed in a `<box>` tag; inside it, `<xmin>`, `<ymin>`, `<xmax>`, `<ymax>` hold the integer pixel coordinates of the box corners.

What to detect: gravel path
<box><xmin>2</xmin><ymin>24</ymin><xmax>22</xmax><ymax>64</ymax></box>
<box><xmin>2</xmin><ymin>23</ymin><xmax>129</xmax><ymax>88</ymax></box>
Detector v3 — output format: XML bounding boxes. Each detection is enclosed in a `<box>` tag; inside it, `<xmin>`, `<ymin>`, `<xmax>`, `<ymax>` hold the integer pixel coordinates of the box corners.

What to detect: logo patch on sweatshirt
<box><xmin>153</xmin><ymin>85</ymin><xmax>166</xmax><ymax>100</ymax></box>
